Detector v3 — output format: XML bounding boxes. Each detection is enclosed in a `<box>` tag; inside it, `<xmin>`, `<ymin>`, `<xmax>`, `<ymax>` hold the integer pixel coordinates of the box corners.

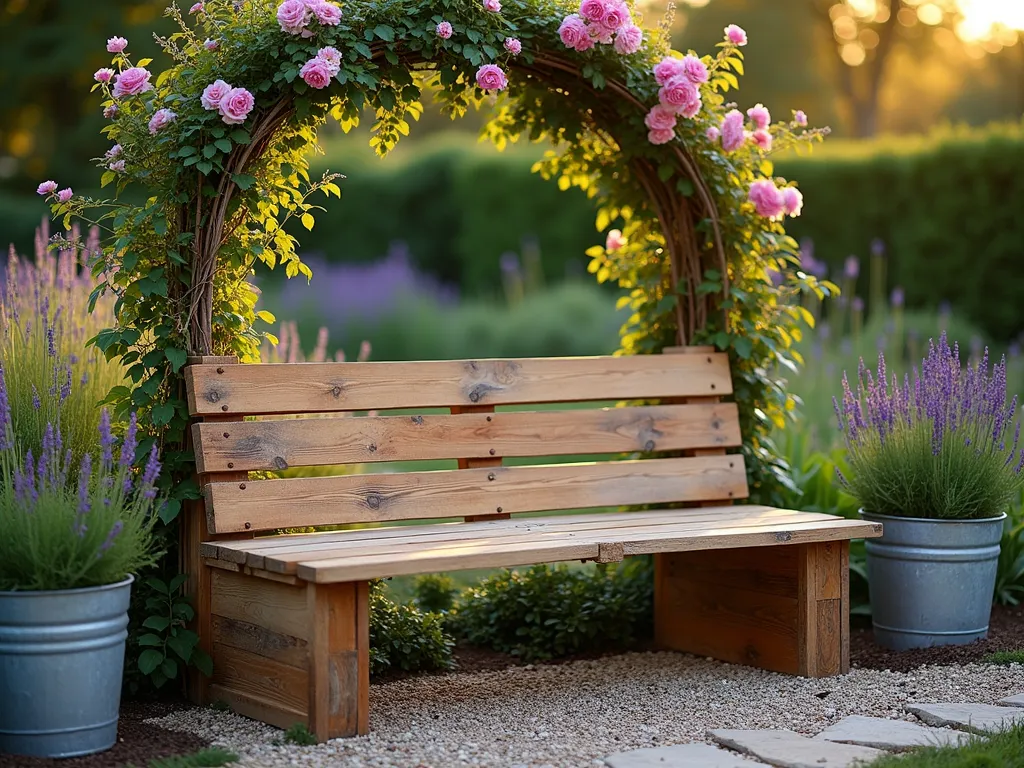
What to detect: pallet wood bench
<box><xmin>183</xmin><ymin>348</ymin><xmax>882</xmax><ymax>741</ymax></box>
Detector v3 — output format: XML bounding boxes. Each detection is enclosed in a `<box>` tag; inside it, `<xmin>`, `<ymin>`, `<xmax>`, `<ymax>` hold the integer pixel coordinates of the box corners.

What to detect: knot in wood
<box><xmin>774</xmin><ymin>531</ymin><xmax>792</xmax><ymax>542</ymax></box>
<box><xmin>331</xmin><ymin>385</ymin><xmax>342</xmax><ymax>398</ymax></box>
<box><xmin>411</xmin><ymin>415</ymin><xmax>424</xmax><ymax>425</ymax></box>
<box><xmin>644</xmin><ymin>440</ymin><xmax>656</xmax><ymax>452</ymax></box>
<box><xmin>273</xmin><ymin>456</ymin><xmax>288</xmax><ymax>470</ymax></box>
<box><xmin>469</xmin><ymin>391</ymin><xmax>481</xmax><ymax>403</ymax></box>
<box><xmin>368</xmin><ymin>443</ymin><xmax>377</xmax><ymax>453</ymax></box>
<box><xmin>366</xmin><ymin>493</ymin><xmax>382</xmax><ymax>510</ymax></box>
<box><xmin>217</xmin><ymin>367</ymin><xmax>225</xmax><ymax>374</ymax></box>
<box><xmin>206</xmin><ymin>390</ymin><xmax>220</xmax><ymax>403</ymax></box>
<box><xmin>711</xmin><ymin>418</ymin><xmax>722</xmax><ymax>430</ymax></box>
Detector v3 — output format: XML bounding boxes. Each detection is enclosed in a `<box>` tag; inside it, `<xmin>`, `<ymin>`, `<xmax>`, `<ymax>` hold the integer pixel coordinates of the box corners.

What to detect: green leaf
<box><xmin>137</xmin><ymin>633</ymin><xmax>164</xmax><ymax>647</ymax></box>
<box><xmin>167</xmin><ymin>632</ymin><xmax>199</xmax><ymax>662</ymax></box>
<box><xmin>215</xmin><ymin>138</ymin><xmax>232</xmax><ymax>153</ymax></box>
<box><xmin>160</xmin><ymin>657</ymin><xmax>178</xmax><ymax>680</ymax></box>
<box><xmin>143</xmin><ymin>616</ymin><xmax>171</xmax><ymax>632</ymax></box>
<box><xmin>657</xmin><ymin>165</ymin><xmax>674</xmax><ymax>182</ymax></box>
<box><xmin>374</xmin><ymin>24</ymin><xmax>395</xmax><ymax>41</ymax></box>
<box><xmin>146</xmin><ymin>577</ymin><xmax>169</xmax><ymax>594</ymax></box>
<box><xmin>159</xmin><ymin>498</ymin><xmax>182</xmax><ymax>525</ymax></box>
<box><xmin>354</xmin><ymin>42</ymin><xmax>373</xmax><ymax>58</ymax></box>
<box><xmin>733</xmin><ymin>336</ymin><xmax>754</xmax><ymax>359</ymax></box>
<box><xmin>232</xmin><ymin>173</ymin><xmax>256</xmax><ymax>190</ymax></box>
<box><xmin>230</xmin><ymin>129</ymin><xmax>251</xmax><ymax>145</ymax></box>
<box><xmin>203</xmin><ymin>144</ymin><xmax>218</xmax><ymax>159</ymax></box>
<box><xmin>138</xmin><ymin>649</ymin><xmax>164</xmax><ymax>675</ymax></box>
<box><xmin>192</xmin><ymin>648</ymin><xmax>214</xmax><ymax>677</ymax></box>
<box><xmin>152</xmin><ymin>402</ymin><xmax>175</xmax><ymax>426</ymax></box>
<box><xmin>301</xmin><ymin>213</ymin><xmax>315</xmax><ymax>231</ymax></box>
<box><xmin>165</xmin><ymin>347</ymin><xmax>187</xmax><ymax>372</ymax></box>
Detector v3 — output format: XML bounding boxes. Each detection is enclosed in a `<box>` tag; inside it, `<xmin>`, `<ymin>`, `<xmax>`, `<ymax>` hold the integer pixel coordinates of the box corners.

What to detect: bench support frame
<box><xmin>653</xmin><ymin>540</ymin><xmax>849</xmax><ymax>676</ymax></box>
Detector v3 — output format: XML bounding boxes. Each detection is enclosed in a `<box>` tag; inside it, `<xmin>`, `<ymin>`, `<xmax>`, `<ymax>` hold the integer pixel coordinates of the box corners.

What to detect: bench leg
<box><xmin>653</xmin><ymin>541</ymin><xmax>849</xmax><ymax>677</ymax></box>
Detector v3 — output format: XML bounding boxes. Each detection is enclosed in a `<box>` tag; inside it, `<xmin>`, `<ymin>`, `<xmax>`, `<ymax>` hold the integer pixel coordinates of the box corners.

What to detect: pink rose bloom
<box><xmin>504</xmin><ymin>37</ymin><xmax>522</xmax><ymax>55</ymax></box>
<box><xmin>277</xmin><ymin>0</ymin><xmax>310</xmax><ymax>34</ymax></box>
<box><xmin>606</xmin><ymin>229</ymin><xmax>626</xmax><ymax>251</ymax></box>
<box><xmin>613</xmin><ymin>25</ymin><xmax>642</xmax><ymax>55</ymax></box>
<box><xmin>601</xmin><ymin>0</ymin><xmax>630</xmax><ymax>32</ymax></box>
<box><xmin>436</xmin><ymin>21</ymin><xmax>453</xmax><ymax>39</ymax></box>
<box><xmin>190</xmin><ymin>2</ymin><xmax>204</xmax><ymax>12</ymax></box>
<box><xmin>317</xmin><ymin>46</ymin><xmax>342</xmax><ymax>71</ymax></box>
<box><xmin>794</xmin><ymin>110</ymin><xmax>808</xmax><ymax>127</ymax></box>
<box><xmin>558</xmin><ymin>14</ymin><xmax>588</xmax><ymax>50</ymax></box>
<box><xmin>653</xmin><ymin>57</ymin><xmax>686</xmax><ymax>86</ymax></box>
<box><xmin>204</xmin><ymin>38</ymin><xmax>219</xmax><ymax>51</ymax></box>
<box><xmin>681</xmin><ymin>54</ymin><xmax>709</xmax><ymax>84</ymax></box>
<box><xmin>36</xmin><ymin>180</ymin><xmax>58</xmax><ymax>196</ymax></box>
<box><xmin>94</xmin><ymin>68</ymin><xmax>114</xmax><ymax>83</ymax></box>
<box><xmin>644</xmin><ymin>104</ymin><xmax>677</xmax><ymax>132</ymax></box>
<box><xmin>575</xmin><ymin>33</ymin><xmax>595</xmax><ymax>52</ymax></box>
<box><xmin>106</xmin><ymin>36</ymin><xmax>128</xmax><ymax>53</ymax></box>
<box><xmin>782</xmin><ymin>187</ymin><xmax>803</xmax><ymax>217</ymax></box>
<box><xmin>57</xmin><ymin>188</ymin><xmax>74</xmax><ymax>203</ymax></box>
<box><xmin>706</xmin><ymin>126</ymin><xmax>721</xmax><ymax>142</ymax></box>
<box><xmin>218</xmin><ymin>87</ymin><xmax>255</xmax><ymax>125</ymax></box>
<box><xmin>148</xmin><ymin>108</ymin><xmax>177</xmax><ymax>135</ymax></box>
<box><xmin>747</xmin><ymin>103</ymin><xmax>771</xmax><ymax>130</ymax></box>
<box><xmin>725</xmin><ymin>24</ymin><xmax>747</xmax><ymax>46</ymax></box>
<box><xmin>300</xmin><ymin>57</ymin><xmax>334</xmax><ymax>89</ymax></box>
<box><xmin>201</xmin><ymin>79</ymin><xmax>232</xmax><ymax>111</ymax></box>
<box><xmin>658</xmin><ymin>76</ymin><xmax>698</xmax><ymax>111</ymax></box>
<box><xmin>109</xmin><ymin>159</ymin><xmax>126</xmax><ymax>173</ymax></box>
<box><xmin>475</xmin><ymin>63</ymin><xmax>508</xmax><ymax>92</ymax></box>
<box><xmin>749</xmin><ymin>179</ymin><xmax>784</xmax><ymax>219</ymax></box>
<box><xmin>579</xmin><ymin>0</ymin><xmax>606</xmax><ymax>23</ymax></box>
<box><xmin>751</xmin><ymin>128</ymin><xmax>772</xmax><ymax>151</ymax></box>
<box><xmin>310</xmin><ymin>0</ymin><xmax>341</xmax><ymax>25</ymax></box>
<box><xmin>103</xmin><ymin>104</ymin><xmax>119</xmax><ymax>119</ymax></box>
<box><xmin>112</xmin><ymin>67</ymin><xmax>153</xmax><ymax>98</ymax></box>
<box><xmin>678</xmin><ymin>97</ymin><xmax>701</xmax><ymax>119</ymax></box>
<box><xmin>483</xmin><ymin>0</ymin><xmax>501</xmax><ymax>11</ymax></box>
<box><xmin>648</xmin><ymin>128</ymin><xmax>675</xmax><ymax>146</ymax></box>
<box><xmin>106</xmin><ymin>143</ymin><xmax>122</xmax><ymax>158</ymax></box>
<box><xmin>589</xmin><ymin>25</ymin><xmax>614</xmax><ymax>45</ymax></box>
<box><xmin>720</xmin><ymin>109</ymin><xmax>745</xmax><ymax>151</ymax></box>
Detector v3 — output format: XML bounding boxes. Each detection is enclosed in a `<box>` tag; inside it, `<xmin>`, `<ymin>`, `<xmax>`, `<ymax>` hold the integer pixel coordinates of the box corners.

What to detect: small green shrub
<box><xmin>413</xmin><ymin>574</ymin><xmax>458</xmax><ymax>613</ymax></box>
<box><xmin>147</xmin><ymin>748</ymin><xmax>239</xmax><ymax>768</ymax></box>
<box><xmin>984</xmin><ymin>650</ymin><xmax>1024</xmax><ymax>666</ymax></box>
<box><xmin>995</xmin><ymin>502</ymin><xmax>1024</xmax><ymax>606</ymax></box>
<box><xmin>281</xmin><ymin>723</ymin><xmax>318</xmax><ymax>746</ymax></box>
<box><xmin>450</xmin><ymin>559</ymin><xmax>653</xmax><ymax>662</ymax></box>
<box><xmin>868</xmin><ymin>724</ymin><xmax>1023</xmax><ymax>768</ymax></box>
<box><xmin>369</xmin><ymin>581</ymin><xmax>455</xmax><ymax>677</ymax></box>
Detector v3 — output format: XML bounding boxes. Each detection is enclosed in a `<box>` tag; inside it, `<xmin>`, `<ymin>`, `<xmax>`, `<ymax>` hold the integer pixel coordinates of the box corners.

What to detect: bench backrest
<box><xmin>185</xmin><ymin>350</ymin><xmax>747</xmax><ymax>535</ymax></box>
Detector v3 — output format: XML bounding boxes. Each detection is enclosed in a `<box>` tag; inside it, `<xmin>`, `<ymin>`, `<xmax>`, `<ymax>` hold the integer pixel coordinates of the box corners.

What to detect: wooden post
<box><xmin>451</xmin><ymin>404</ymin><xmax>509</xmax><ymax>522</ymax></box>
<box><xmin>183</xmin><ymin>355</ymin><xmax>247</xmax><ymax>705</ymax></box>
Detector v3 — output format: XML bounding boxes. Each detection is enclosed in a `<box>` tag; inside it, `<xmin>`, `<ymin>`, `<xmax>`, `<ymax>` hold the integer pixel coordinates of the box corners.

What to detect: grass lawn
<box><xmin>869</xmin><ymin>725</ymin><xmax>1024</xmax><ymax>767</ymax></box>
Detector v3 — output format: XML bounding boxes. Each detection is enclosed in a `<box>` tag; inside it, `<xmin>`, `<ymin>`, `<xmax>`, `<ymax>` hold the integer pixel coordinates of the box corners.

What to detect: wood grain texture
<box><xmin>210</xmin><ymin>614</ymin><xmax>308</xmax><ymax>669</ymax></box>
<box><xmin>211</xmin><ymin>642</ymin><xmax>308</xmax><ymax>716</ymax></box>
<box><xmin>450</xmin><ymin>404</ymin><xmax>509</xmax><ymax>523</ymax></box>
<box><xmin>797</xmin><ymin>540</ymin><xmax>849</xmax><ymax>676</ymax></box>
<box><xmin>185</xmin><ymin>354</ymin><xmax>733</xmax><ymax>416</ymax></box>
<box><xmin>204</xmin><ymin>455</ymin><xmax>750</xmax><ymax>533</ymax></box>
<box><xmin>192</xmin><ymin>403</ymin><xmax>742</xmax><ymax>473</ymax></box>
<box><xmin>210</xmin><ymin>568</ymin><xmax>311</xmax><ymax>640</ymax></box>
<box><xmin>208</xmin><ymin>684</ymin><xmax>305</xmax><ymax>732</ymax></box>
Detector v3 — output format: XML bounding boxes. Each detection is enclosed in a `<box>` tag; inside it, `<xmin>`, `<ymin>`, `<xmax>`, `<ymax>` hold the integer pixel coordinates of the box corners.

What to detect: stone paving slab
<box><xmin>907</xmin><ymin>703</ymin><xmax>1024</xmax><ymax>734</ymax></box>
<box><xmin>604</xmin><ymin>743</ymin><xmax>769</xmax><ymax>768</ymax></box>
<box><xmin>998</xmin><ymin>693</ymin><xmax>1024</xmax><ymax>708</ymax></box>
<box><xmin>813</xmin><ymin>715</ymin><xmax>974</xmax><ymax>752</ymax></box>
<box><xmin>709</xmin><ymin>729</ymin><xmax>884</xmax><ymax>768</ymax></box>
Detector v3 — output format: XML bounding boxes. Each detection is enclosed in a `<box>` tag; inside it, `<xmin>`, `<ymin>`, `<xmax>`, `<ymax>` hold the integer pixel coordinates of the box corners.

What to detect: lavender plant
<box><xmin>835</xmin><ymin>333</ymin><xmax>1024</xmax><ymax>520</ymax></box>
<box><xmin>0</xmin><ymin>368</ymin><xmax>162</xmax><ymax>591</ymax></box>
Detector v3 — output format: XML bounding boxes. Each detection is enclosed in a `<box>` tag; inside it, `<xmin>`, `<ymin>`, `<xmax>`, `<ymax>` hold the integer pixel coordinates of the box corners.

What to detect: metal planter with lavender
<box><xmin>835</xmin><ymin>333</ymin><xmax>1022</xmax><ymax>651</ymax></box>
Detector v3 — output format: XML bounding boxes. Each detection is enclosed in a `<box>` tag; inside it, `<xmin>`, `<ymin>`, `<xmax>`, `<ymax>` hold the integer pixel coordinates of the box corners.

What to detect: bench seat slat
<box><xmin>186</xmin><ymin>354</ymin><xmax>733</xmax><ymax>416</ymax></box>
<box><xmin>204</xmin><ymin>455</ymin><xmax>749</xmax><ymax>534</ymax></box>
<box><xmin>192</xmin><ymin>403</ymin><xmax>742</xmax><ymax>473</ymax></box>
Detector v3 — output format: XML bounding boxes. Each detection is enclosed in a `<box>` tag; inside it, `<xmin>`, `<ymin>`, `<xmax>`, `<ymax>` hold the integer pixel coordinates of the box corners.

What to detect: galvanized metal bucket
<box><xmin>0</xmin><ymin>575</ymin><xmax>133</xmax><ymax>758</ymax></box>
<box><xmin>859</xmin><ymin>511</ymin><xmax>1004</xmax><ymax>651</ymax></box>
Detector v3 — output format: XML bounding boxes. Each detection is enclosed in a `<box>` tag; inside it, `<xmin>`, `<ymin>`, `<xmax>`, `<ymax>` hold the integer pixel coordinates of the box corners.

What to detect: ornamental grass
<box><xmin>835</xmin><ymin>332</ymin><xmax>1024</xmax><ymax>520</ymax></box>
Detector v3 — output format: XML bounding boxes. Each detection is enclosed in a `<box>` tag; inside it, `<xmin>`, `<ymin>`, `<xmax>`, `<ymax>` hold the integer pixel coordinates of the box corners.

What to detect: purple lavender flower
<box><xmin>98</xmin><ymin>520</ymin><xmax>123</xmax><ymax>556</ymax></box>
<box><xmin>120</xmin><ymin>412</ymin><xmax>138</xmax><ymax>469</ymax></box>
<box><xmin>31</xmin><ymin>384</ymin><xmax>41</xmax><ymax>411</ymax></box>
<box><xmin>141</xmin><ymin>445</ymin><xmax>161</xmax><ymax>499</ymax></box>
<box><xmin>891</xmin><ymin>287</ymin><xmax>904</xmax><ymax>308</ymax></box>
<box><xmin>852</xmin><ymin>297</ymin><xmax>865</xmax><ymax>313</ymax></box>
<box><xmin>0</xmin><ymin>362</ymin><xmax>10</xmax><ymax>451</ymax></box>
<box><xmin>870</xmin><ymin>239</ymin><xmax>886</xmax><ymax>258</ymax></box>
<box><xmin>844</xmin><ymin>256</ymin><xmax>860</xmax><ymax>280</ymax></box>
<box><xmin>99</xmin><ymin>408</ymin><xmax>114</xmax><ymax>470</ymax></box>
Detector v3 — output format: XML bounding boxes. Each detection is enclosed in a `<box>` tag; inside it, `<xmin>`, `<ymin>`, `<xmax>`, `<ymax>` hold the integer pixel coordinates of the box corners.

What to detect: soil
<box><xmin>0</xmin><ymin>700</ymin><xmax>211</xmax><ymax>768</ymax></box>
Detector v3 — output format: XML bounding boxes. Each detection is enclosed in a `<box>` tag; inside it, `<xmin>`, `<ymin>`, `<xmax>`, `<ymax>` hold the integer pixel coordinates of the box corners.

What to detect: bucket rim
<box><xmin>859</xmin><ymin>510</ymin><xmax>1007</xmax><ymax>525</ymax></box>
<box><xmin>0</xmin><ymin>574</ymin><xmax>134</xmax><ymax>598</ymax></box>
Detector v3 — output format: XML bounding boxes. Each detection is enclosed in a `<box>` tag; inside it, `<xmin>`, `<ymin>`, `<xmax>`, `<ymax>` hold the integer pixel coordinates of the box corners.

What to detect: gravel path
<box><xmin>148</xmin><ymin>652</ymin><xmax>1024</xmax><ymax>768</ymax></box>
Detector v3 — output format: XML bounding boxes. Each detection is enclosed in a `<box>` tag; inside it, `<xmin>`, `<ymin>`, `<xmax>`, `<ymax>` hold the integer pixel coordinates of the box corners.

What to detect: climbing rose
<box><xmin>782</xmin><ymin>187</ymin><xmax>803</xmax><ymax>217</ymax></box>
<box><xmin>317</xmin><ymin>46</ymin><xmax>342</xmax><ymax>72</ymax></box>
<box><xmin>57</xmin><ymin>188</ymin><xmax>74</xmax><ymax>203</ymax></box>
<box><xmin>706</xmin><ymin>126</ymin><xmax>721</xmax><ymax>141</ymax></box>
<box><xmin>749</xmin><ymin>179</ymin><xmax>785</xmax><ymax>218</ymax></box>
<box><xmin>201</xmin><ymin>79</ymin><xmax>232</xmax><ymax>111</ymax></box>
<box><xmin>109</xmin><ymin>160</ymin><xmax>126</xmax><ymax>173</ymax></box>
<box><xmin>681</xmin><ymin>54</ymin><xmax>709</xmax><ymax>84</ymax></box>
<box><xmin>658</xmin><ymin>76</ymin><xmax>698</xmax><ymax>111</ymax></box>
<box><xmin>653</xmin><ymin>57</ymin><xmax>686</xmax><ymax>86</ymax></box>
<box><xmin>106</xmin><ymin>37</ymin><xmax>128</xmax><ymax>53</ymax></box>
<box><xmin>103</xmin><ymin>104</ymin><xmax>119</xmax><ymax>119</ymax></box>
<box><xmin>300</xmin><ymin>57</ymin><xmax>334</xmax><ymax>89</ymax></box>
<box><xmin>590</xmin><ymin>25</ymin><xmax>614</xmax><ymax>45</ymax></box>
<box><xmin>644</xmin><ymin>104</ymin><xmax>677</xmax><ymax>132</ymax></box>
<box><xmin>794</xmin><ymin>110</ymin><xmax>808</xmax><ymax>126</ymax></box>
<box><xmin>475</xmin><ymin>64</ymin><xmax>508</xmax><ymax>92</ymax></box>
<box><xmin>148</xmin><ymin>108</ymin><xmax>177</xmax><ymax>135</ymax></box>
<box><xmin>204</xmin><ymin>38</ymin><xmax>219</xmax><ymax>51</ymax></box>
<box><xmin>112</xmin><ymin>67</ymin><xmax>153</xmax><ymax>98</ymax></box>
<box><xmin>606</xmin><ymin>229</ymin><xmax>626</xmax><ymax>251</ymax></box>
<box><xmin>277</xmin><ymin>0</ymin><xmax>309</xmax><ymax>34</ymax></box>
<box><xmin>483</xmin><ymin>0</ymin><xmax>501</xmax><ymax>11</ymax></box>
<box><xmin>725</xmin><ymin>24</ymin><xmax>747</xmax><ymax>46</ymax></box>
<box><xmin>558</xmin><ymin>15</ymin><xmax>589</xmax><ymax>50</ymax></box>
<box><xmin>310</xmin><ymin>0</ymin><xmax>341</xmax><ymax>25</ymax></box>
<box><xmin>190</xmin><ymin>2</ymin><xmax>203</xmax><ymax>12</ymax></box>
<box><xmin>678</xmin><ymin>97</ymin><xmax>702</xmax><ymax>119</ymax></box>
<box><xmin>94</xmin><ymin>68</ymin><xmax>114</xmax><ymax>83</ymax></box>
<box><xmin>504</xmin><ymin>37</ymin><xmax>522</xmax><ymax>55</ymax></box>
<box><xmin>218</xmin><ymin>87</ymin><xmax>255</xmax><ymax>124</ymax></box>
<box><xmin>36</xmin><ymin>181</ymin><xmax>58</xmax><ymax>196</ymax></box>
<box><xmin>579</xmin><ymin>0</ymin><xmax>606</xmax><ymax>23</ymax></box>
<box><xmin>720</xmin><ymin>109</ymin><xmax>745</xmax><ymax>151</ymax></box>
<box><xmin>436</xmin><ymin>21</ymin><xmax>453</xmax><ymax>39</ymax></box>
<box><xmin>614</xmin><ymin>25</ymin><xmax>642</xmax><ymax>55</ymax></box>
<box><xmin>601</xmin><ymin>0</ymin><xmax>629</xmax><ymax>31</ymax></box>
<box><xmin>106</xmin><ymin>144</ymin><xmax>122</xmax><ymax>158</ymax></box>
<box><xmin>647</xmin><ymin>128</ymin><xmax>675</xmax><ymax>146</ymax></box>
<box><xmin>747</xmin><ymin>103</ymin><xmax>771</xmax><ymax>130</ymax></box>
<box><xmin>751</xmin><ymin>128</ymin><xmax>772</xmax><ymax>151</ymax></box>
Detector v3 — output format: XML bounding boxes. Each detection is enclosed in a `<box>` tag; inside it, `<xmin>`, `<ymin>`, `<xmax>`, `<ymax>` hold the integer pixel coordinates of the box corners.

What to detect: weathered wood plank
<box><xmin>210</xmin><ymin>614</ymin><xmax>308</xmax><ymax>669</ymax></box>
<box><xmin>205</xmin><ymin>455</ymin><xmax>750</xmax><ymax>533</ymax></box>
<box><xmin>208</xmin><ymin>684</ymin><xmax>305</xmax><ymax>732</ymax></box>
<box><xmin>211</xmin><ymin>642</ymin><xmax>308</xmax><ymax>717</ymax></box>
<box><xmin>185</xmin><ymin>354</ymin><xmax>733</xmax><ymax>416</ymax></box>
<box><xmin>192</xmin><ymin>403</ymin><xmax>741</xmax><ymax>473</ymax></box>
<box><xmin>210</xmin><ymin>569</ymin><xmax>311</xmax><ymax>640</ymax></box>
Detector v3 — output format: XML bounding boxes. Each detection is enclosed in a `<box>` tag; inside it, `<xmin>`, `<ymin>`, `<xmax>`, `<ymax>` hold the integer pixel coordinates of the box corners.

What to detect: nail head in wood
<box><xmin>489</xmin><ymin>448</ymin><xmax>496</xmax><ymax>456</ymax></box>
<box><xmin>227</xmin><ymin>462</ymin><xmax>234</xmax><ymax>469</ymax></box>
<box><xmin>488</xmin><ymin>473</ymin><xmax>495</xmax><ymax>481</ymax></box>
<box><xmin>221</xmin><ymin>405</ymin><xmax>228</xmax><ymax>411</ymax></box>
<box><xmin>217</xmin><ymin>367</ymin><xmax>225</xmax><ymax>374</ymax></box>
<box><xmin>496</xmin><ymin>506</ymin><xmax>503</xmax><ymax>513</ymax></box>
<box><xmin>486</xmin><ymin>416</ymin><xmax>492</xmax><ymax>422</ymax></box>
<box><xmin>239</xmin><ymin>483</ymin><xmax>246</xmax><ymax>490</ymax></box>
<box><xmin>244</xmin><ymin>522</ymin><xmax>251</xmax><ymax>530</ymax></box>
<box><xmin>223</xmin><ymin>432</ymin><xmax>230</xmax><ymax>438</ymax></box>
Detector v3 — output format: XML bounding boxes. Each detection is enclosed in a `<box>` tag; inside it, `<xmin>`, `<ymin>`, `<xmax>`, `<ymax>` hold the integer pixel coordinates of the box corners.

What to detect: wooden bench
<box><xmin>183</xmin><ymin>348</ymin><xmax>881</xmax><ymax>741</ymax></box>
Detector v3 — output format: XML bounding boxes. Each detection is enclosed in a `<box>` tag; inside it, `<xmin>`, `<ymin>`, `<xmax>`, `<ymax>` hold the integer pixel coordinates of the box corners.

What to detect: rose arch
<box><xmin>47</xmin><ymin>0</ymin><xmax>826</xmax><ymax>503</ymax></box>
